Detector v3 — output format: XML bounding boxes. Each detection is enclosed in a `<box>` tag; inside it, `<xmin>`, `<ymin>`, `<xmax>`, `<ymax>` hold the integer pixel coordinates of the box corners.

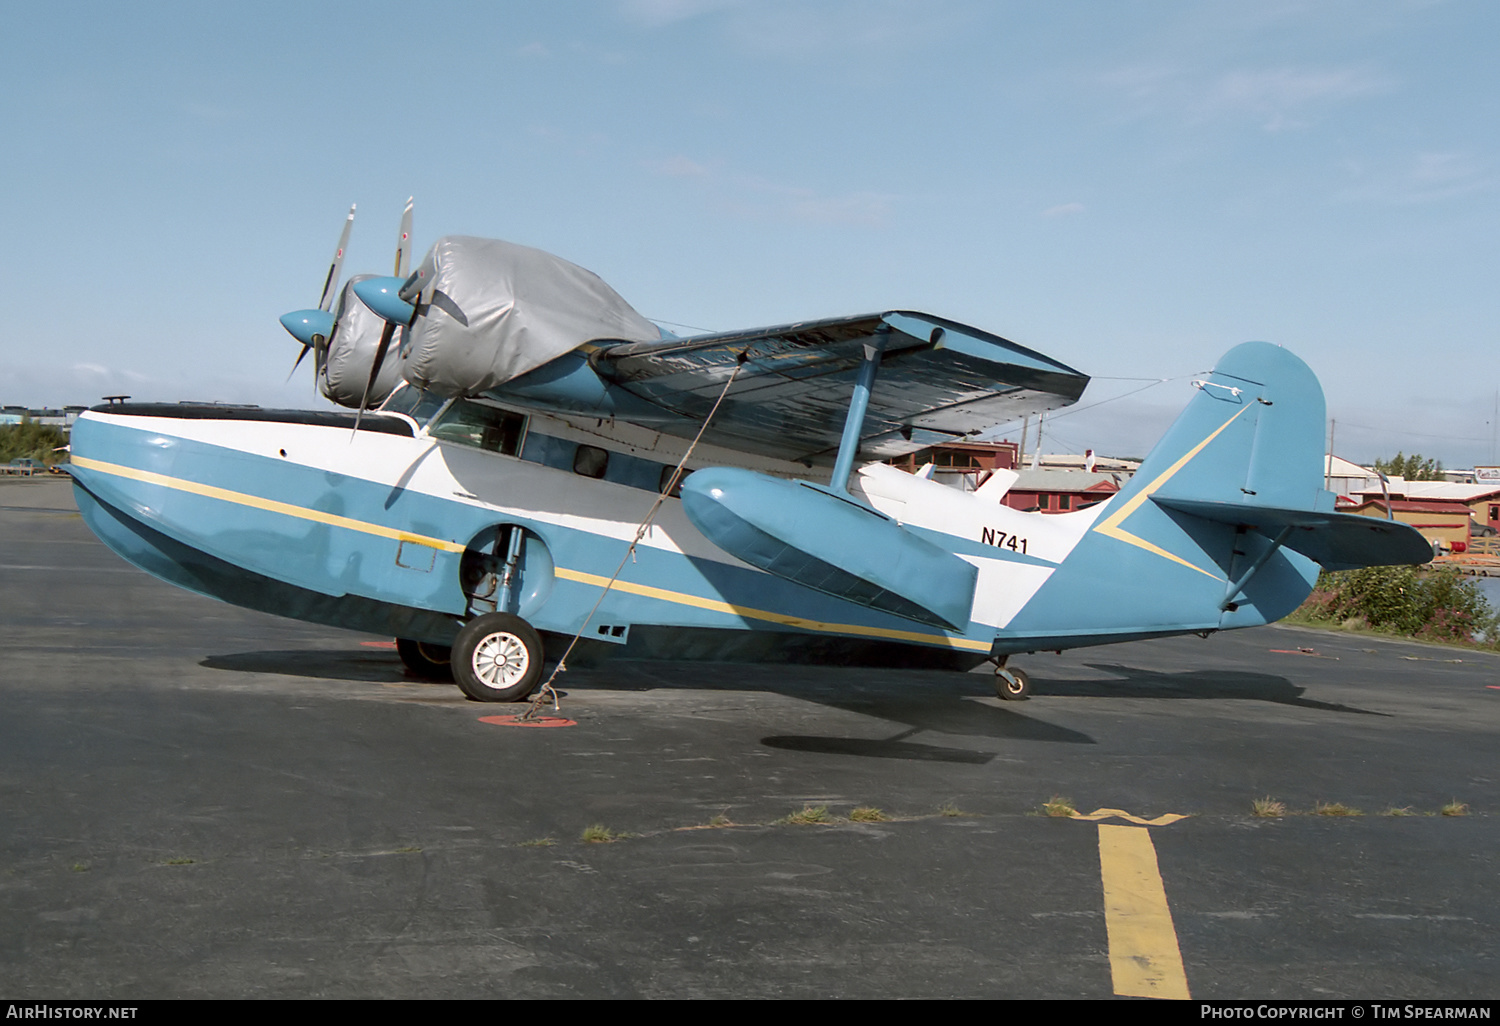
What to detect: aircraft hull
<box><xmin>66</xmin><ymin>407</ymin><xmax>1006</xmax><ymax>662</ymax></box>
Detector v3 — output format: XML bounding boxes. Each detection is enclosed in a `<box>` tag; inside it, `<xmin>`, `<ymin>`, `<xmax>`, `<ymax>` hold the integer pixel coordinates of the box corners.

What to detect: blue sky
<box><xmin>3</xmin><ymin>0</ymin><xmax>1496</xmax><ymax>465</ymax></box>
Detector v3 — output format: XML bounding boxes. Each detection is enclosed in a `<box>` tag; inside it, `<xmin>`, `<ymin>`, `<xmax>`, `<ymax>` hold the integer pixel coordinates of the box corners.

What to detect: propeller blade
<box><xmin>318</xmin><ymin>204</ymin><xmax>356</xmax><ymax>312</ymax></box>
<box><xmin>287</xmin><ymin>343</ymin><xmax>311</xmax><ymax>381</ymax></box>
<box><xmin>313</xmin><ymin>330</ymin><xmax>329</xmax><ymax>385</ymax></box>
<box><xmin>352</xmin><ymin>320</ymin><xmax>397</xmax><ymax>434</ymax></box>
<box><xmin>394</xmin><ymin>196</ymin><xmax>413</xmax><ymax>278</ymax></box>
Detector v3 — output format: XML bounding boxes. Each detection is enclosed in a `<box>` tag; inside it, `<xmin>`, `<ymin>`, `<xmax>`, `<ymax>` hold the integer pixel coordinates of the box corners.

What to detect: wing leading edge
<box><xmin>584</xmin><ymin>311</ymin><xmax>1088</xmax><ymax>466</ymax></box>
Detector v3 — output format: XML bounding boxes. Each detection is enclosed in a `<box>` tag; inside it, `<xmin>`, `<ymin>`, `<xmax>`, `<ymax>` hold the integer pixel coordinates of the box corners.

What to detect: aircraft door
<box><xmin>460</xmin><ymin>524</ymin><xmax>555</xmax><ymax>619</ymax></box>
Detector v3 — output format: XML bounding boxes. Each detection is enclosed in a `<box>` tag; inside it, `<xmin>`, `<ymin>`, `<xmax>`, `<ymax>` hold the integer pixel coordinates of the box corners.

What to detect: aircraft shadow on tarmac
<box><xmin>575</xmin><ymin>661</ymin><xmax>1100</xmax><ymax>761</ymax></box>
<box><xmin>1057</xmin><ymin>663</ymin><xmax>1391</xmax><ymax>716</ymax></box>
<box><xmin>197</xmin><ymin>649</ymin><xmax>1385</xmax><ymax>766</ymax></box>
<box><xmin>201</xmin><ymin>648</ymin><xmax>412</xmax><ymax>683</ymax></box>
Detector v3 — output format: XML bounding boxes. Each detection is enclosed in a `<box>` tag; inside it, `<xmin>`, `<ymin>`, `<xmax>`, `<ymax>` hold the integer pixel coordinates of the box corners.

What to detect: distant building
<box><xmin>1349</xmin><ymin>478</ymin><xmax>1500</xmax><ymax>536</ymax></box>
<box><xmin>886</xmin><ymin>440</ymin><xmax>1019</xmax><ymax>491</ymax></box>
<box><xmin>886</xmin><ymin>441</ymin><xmax>1135</xmax><ymax>512</ymax></box>
<box><xmin>1001</xmin><ymin>468</ymin><xmax>1126</xmax><ymax>513</ymax></box>
<box><xmin>1344</xmin><ymin>498</ymin><xmax>1471</xmax><ymax>549</ymax></box>
<box><xmin>0</xmin><ymin>406</ymin><xmax>87</xmax><ymax>428</ymax></box>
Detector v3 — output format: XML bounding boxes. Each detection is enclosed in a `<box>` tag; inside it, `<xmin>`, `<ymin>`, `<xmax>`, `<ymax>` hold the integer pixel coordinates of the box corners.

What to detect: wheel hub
<box><xmin>474</xmin><ymin>632</ymin><xmax>529</xmax><ymax>688</ymax></box>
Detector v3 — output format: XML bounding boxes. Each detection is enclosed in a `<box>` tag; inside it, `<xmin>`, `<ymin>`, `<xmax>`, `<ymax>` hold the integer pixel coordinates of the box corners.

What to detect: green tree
<box><xmin>1374</xmin><ymin>452</ymin><xmax>1445</xmax><ymax>481</ymax></box>
<box><xmin>0</xmin><ymin>418</ymin><xmax>68</xmax><ymax>466</ymax></box>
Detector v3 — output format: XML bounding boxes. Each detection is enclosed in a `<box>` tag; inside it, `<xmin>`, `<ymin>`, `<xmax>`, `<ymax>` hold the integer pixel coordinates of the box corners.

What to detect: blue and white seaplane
<box><xmin>68</xmin><ymin>203</ymin><xmax>1431</xmax><ymax>703</ymax></box>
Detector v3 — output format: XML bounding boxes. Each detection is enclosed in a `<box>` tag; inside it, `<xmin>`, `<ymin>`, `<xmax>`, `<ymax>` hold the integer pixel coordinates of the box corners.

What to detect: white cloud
<box><xmin>620</xmin><ymin>0</ymin><xmax>970</xmax><ymax>59</ymax></box>
<box><xmin>1199</xmin><ymin>66</ymin><xmax>1389</xmax><ymax>130</ymax></box>
<box><xmin>786</xmin><ymin>190</ymin><xmax>892</xmax><ymax>228</ymax></box>
<box><xmin>1338</xmin><ymin>151</ymin><xmax>1496</xmax><ymax>205</ymax></box>
<box><xmin>647</xmin><ymin>151</ymin><xmax>893</xmax><ymax>227</ymax></box>
<box><xmin>1101</xmin><ymin>63</ymin><xmax>1389</xmax><ymax>132</ymax></box>
<box><xmin>617</xmin><ymin>0</ymin><xmax>743</xmax><ymax>28</ymax></box>
<box><xmin>651</xmin><ymin>155</ymin><xmax>713</xmax><ymax>178</ymax></box>
<box><xmin>1041</xmin><ymin>202</ymin><xmax>1085</xmax><ymax>218</ymax></box>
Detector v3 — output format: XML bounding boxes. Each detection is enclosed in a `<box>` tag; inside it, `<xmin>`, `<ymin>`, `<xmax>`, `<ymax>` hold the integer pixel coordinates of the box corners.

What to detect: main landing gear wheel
<box><xmin>995</xmin><ymin>666</ymin><xmax>1031</xmax><ymax>701</ymax></box>
<box><xmin>452</xmin><ymin>612</ymin><xmax>544</xmax><ymax>703</ymax></box>
<box><xmin>396</xmin><ymin>638</ymin><xmax>453</xmax><ymax>680</ymax></box>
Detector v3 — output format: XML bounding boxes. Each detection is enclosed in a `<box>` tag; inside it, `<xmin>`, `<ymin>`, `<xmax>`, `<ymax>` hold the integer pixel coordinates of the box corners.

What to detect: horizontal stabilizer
<box><xmin>1152</xmin><ymin>496</ymin><xmax>1433</xmax><ymax>571</ymax></box>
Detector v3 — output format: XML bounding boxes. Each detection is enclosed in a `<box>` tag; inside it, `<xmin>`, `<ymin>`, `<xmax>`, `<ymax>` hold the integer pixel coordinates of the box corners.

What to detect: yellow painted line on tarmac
<box><xmin>1097</xmin><ymin>823</ymin><xmax>1191</xmax><ymax>1000</ymax></box>
<box><xmin>1072</xmin><ymin>808</ymin><xmax>1191</xmax><ymax>826</ymax></box>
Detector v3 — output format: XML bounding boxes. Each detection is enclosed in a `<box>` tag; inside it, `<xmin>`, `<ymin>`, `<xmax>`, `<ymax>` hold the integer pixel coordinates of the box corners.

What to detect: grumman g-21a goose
<box><xmin>67</xmin><ymin>202</ymin><xmax>1432</xmax><ymax>703</ymax></box>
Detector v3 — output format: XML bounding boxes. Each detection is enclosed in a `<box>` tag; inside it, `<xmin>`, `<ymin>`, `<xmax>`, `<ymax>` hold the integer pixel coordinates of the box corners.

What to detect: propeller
<box><xmin>352</xmin><ymin>197</ymin><xmax>414</xmax><ymax>432</ymax></box>
<box><xmin>280</xmin><ymin>204</ymin><xmax>356</xmax><ymax>385</ymax></box>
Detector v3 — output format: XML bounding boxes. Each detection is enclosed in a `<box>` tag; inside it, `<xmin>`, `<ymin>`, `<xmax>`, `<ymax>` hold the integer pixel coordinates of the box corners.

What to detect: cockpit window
<box><xmin>380</xmin><ymin>384</ymin><xmax>448</xmax><ymax>428</ymax></box>
<box><xmin>429</xmin><ymin>399</ymin><xmax>528</xmax><ymax>456</ymax></box>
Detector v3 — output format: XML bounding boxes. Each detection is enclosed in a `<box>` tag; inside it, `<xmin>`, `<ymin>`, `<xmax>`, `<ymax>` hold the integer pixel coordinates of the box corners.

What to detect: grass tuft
<box><xmin>1042</xmin><ymin>795</ymin><xmax>1077</xmax><ymax>818</ymax></box>
<box><xmin>1251</xmin><ymin>797</ymin><xmax>1286</xmax><ymax>818</ymax></box>
<box><xmin>779</xmin><ymin>805</ymin><xmax>832</xmax><ymax>825</ymax></box>
<box><xmin>1381</xmin><ymin>806</ymin><xmax>1415</xmax><ymax>817</ymax></box>
<box><xmin>1314</xmin><ymin>801</ymin><xmax>1363</xmax><ymax>817</ymax></box>
<box><xmin>849</xmin><ymin>806</ymin><xmax>890</xmax><ymax>823</ymax></box>
<box><xmin>518</xmin><ymin>837</ymin><xmax>557</xmax><ymax>847</ymax></box>
<box><xmin>707</xmin><ymin>813</ymin><xmax>734</xmax><ymax>828</ymax></box>
<box><xmin>937</xmin><ymin>801</ymin><xmax>968</xmax><ymax>818</ymax></box>
<box><xmin>581</xmin><ymin>824</ymin><xmax>628</xmax><ymax>844</ymax></box>
<box><xmin>1439</xmin><ymin>800</ymin><xmax>1470</xmax><ymax>817</ymax></box>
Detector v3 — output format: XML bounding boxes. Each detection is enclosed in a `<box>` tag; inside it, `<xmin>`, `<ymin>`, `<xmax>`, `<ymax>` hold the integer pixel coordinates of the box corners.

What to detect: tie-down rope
<box><xmin>522</xmin><ymin>350</ymin><xmax>750</xmax><ymax>719</ymax></box>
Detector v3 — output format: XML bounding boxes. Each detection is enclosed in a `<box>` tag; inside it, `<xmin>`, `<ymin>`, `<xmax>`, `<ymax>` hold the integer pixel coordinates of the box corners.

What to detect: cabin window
<box><xmin>1059</xmin><ymin>494</ymin><xmax>1072</xmax><ymax>511</ymax></box>
<box><xmin>574</xmin><ymin>445</ymin><xmax>609</xmax><ymax>479</ymax></box>
<box><xmin>1490</xmin><ymin>505</ymin><xmax>1498</xmax><ymax>521</ymax></box>
<box><xmin>430</xmin><ymin>400</ymin><xmax>528</xmax><ymax>456</ymax></box>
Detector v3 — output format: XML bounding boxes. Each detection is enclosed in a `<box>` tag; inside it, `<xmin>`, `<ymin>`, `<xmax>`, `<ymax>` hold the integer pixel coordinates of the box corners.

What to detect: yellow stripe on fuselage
<box><xmin>71</xmin><ymin>455</ymin><xmax>467</xmax><ymax>552</ymax></box>
<box><xmin>555</xmin><ymin>567</ymin><xmax>993</xmax><ymax>652</ymax></box>
<box><xmin>73</xmin><ymin>454</ymin><xmax>990</xmax><ymax>652</ymax></box>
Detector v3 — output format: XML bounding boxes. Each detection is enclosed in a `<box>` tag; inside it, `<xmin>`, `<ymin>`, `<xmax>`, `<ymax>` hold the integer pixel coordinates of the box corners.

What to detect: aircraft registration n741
<box><xmin>67</xmin><ymin>203</ymin><xmax>1431</xmax><ymax>703</ymax></box>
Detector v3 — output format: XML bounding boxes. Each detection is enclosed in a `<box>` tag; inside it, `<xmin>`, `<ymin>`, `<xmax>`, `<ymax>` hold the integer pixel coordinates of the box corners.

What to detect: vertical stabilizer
<box><xmin>1000</xmin><ymin>342</ymin><xmax>1331</xmax><ymax>647</ymax></box>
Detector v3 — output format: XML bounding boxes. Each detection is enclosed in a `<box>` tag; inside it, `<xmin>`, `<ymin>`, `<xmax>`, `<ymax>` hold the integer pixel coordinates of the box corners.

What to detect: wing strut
<box><xmin>828</xmin><ymin>328</ymin><xmax>890</xmax><ymax>494</ymax></box>
<box><xmin>1220</xmin><ymin>524</ymin><xmax>1294</xmax><ymax>611</ymax></box>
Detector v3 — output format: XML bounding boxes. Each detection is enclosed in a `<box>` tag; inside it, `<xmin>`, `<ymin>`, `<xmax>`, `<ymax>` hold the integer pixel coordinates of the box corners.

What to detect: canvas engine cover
<box><xmin>321</xmin><ymin>274</ymin><xmax>406</xmax><ymax>409</ymax></box>
<box><xmin>401</xmin><ymin>236</ymin><xmax>661</xmax><ymax>398</ymax></box>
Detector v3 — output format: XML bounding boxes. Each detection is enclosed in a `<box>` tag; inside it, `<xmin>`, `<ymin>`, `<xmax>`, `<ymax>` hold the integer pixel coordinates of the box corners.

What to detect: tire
<box><xmin>452</xmin><ymin>613</ymin><xmax>544</xmax><ymax>702</ymax></box>
<box><xmin>396</xmin><ymin>638</ymin><xmax>453</xmax><ymax>680</ymax></box>
<box><xmin>996</xmin><ymin>666</ymin><xmax>1031</xmax><ymax>701</ymax></box>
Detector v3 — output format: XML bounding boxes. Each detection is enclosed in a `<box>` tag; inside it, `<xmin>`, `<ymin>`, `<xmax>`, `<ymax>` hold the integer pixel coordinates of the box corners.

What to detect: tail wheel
<box><xmin>452</xmin><ymin>612</ymin><xmax>544</xmax><ymax>703</ymax></box>
<box><xmin>396</xmin><ymin>638</ymin><xmax>453</xmax><ymax>680</ymax></box>
<box><xmin>996</xmin><ymin>666</ymin><xmax>1031</xmax><ymax>701</ymax></box>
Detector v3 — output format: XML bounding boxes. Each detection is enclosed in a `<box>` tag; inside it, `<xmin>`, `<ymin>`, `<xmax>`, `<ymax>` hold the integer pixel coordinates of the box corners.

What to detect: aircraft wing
<box><xmin>588</xmin><ymin>310</ymin><xmax>1088</xmax><ymax>466</ymax></box>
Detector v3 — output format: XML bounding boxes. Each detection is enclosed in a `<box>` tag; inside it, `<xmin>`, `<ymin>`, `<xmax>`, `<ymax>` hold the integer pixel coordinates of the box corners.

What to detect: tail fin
<box><xmin>1121</xmin><ymin>340</ymin><xmax>1328</xmax><ymax>513</ymax></box>
<box><xmin>1127</xmin><ymin>341</ymin><xmax>1430</xmax><ymax>571</ymax></box>
<box><xmin>1002</xmin><ymin>342</ymin><xmax>1428</xmax><ymax>645</ymax></box>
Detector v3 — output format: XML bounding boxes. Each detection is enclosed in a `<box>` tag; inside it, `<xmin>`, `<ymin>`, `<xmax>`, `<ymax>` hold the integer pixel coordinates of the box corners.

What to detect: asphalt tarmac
<box><xmin>2</xmin><ymin>476</ymin><xmax>1496</xmax><ymax>999</ymax></box>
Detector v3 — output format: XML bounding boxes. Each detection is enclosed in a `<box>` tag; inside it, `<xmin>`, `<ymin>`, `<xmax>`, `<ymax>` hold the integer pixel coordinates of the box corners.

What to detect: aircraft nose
<box><xmin>279</xmin><ymin>309</ymin><xmax>335</xmax><ymax>346</ymax></box>
<box><xmin>353</xmin><ymin>276</ymin><xmax>417</xmax><ymax>326</ymax></box>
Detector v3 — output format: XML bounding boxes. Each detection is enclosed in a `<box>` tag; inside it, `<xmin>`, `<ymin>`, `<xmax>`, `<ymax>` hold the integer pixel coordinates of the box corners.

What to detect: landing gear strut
<box><xmin>991</xmin><ymin>657</ymin><xmax>1031</xmax><ymax>701</ymax></box>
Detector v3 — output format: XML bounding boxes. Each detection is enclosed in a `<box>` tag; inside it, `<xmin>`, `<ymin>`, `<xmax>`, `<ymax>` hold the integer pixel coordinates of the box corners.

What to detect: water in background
<box><xmin>1473</xmin><ymin>575</ymin><xmax>1500</xmax><ymax>613</ymax></box>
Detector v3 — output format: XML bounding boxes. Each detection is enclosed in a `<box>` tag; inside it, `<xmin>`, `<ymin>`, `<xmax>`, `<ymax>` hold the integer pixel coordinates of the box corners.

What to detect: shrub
<box><xmin>0</xmin><ymin>420</ymin><xmax>68</xmax><ymax>466</ymax></box>
<box><xmin>1293</xmin><ymin>566</ymin><xmax>1497</xmax><ymax>645</ymax></box>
